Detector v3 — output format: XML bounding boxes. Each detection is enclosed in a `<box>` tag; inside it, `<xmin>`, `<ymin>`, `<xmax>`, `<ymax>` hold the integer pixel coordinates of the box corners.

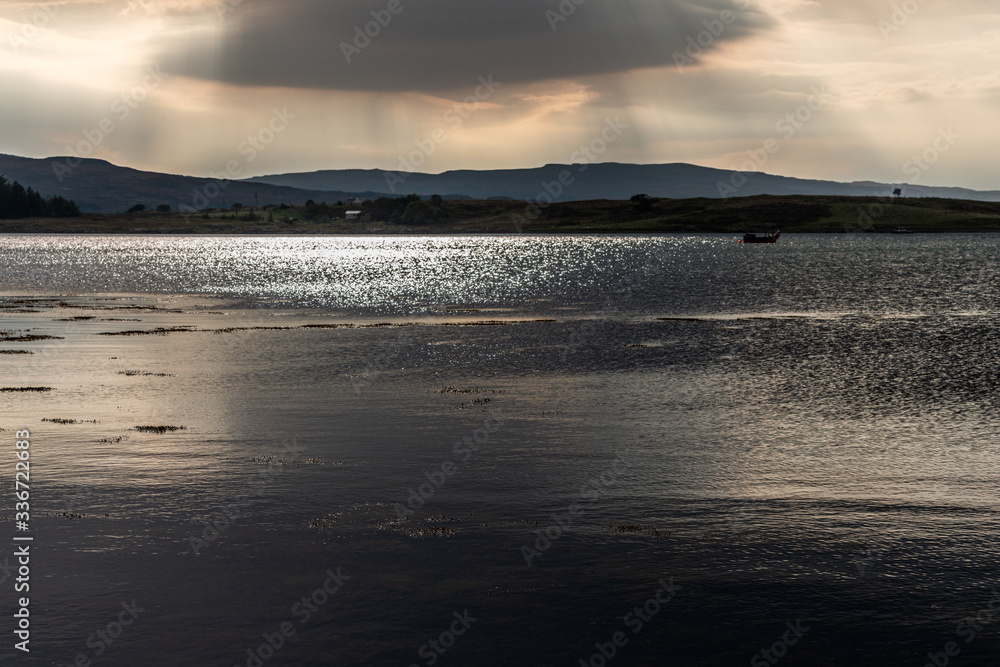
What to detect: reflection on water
<box><xmin>0</xmin><ymin>233</ymin><xmax>997</xmax><ymax>315</ymax></box>
<box><xmin>0</xmin><ymin>234</ymin><xmax>999</xmax><ymax>665</ymax></box>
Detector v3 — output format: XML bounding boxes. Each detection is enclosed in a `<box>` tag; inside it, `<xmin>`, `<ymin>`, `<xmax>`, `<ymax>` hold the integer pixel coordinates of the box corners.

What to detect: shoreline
<box><xmin>3</xmin><ymin>193</ymin><xmax>1000</xmax><ymax>234</ymax></box>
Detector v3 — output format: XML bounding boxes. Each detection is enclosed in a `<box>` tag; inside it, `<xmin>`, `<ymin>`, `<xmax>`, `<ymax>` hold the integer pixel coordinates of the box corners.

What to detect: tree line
<box><xmin>361</xmin><ymin>194</ymin><xmax>447</xmax><ymax>224</ymax></box>
<box><xmin>0</xmin><ymin>176</ymin><xmax>81</xmax><ymax>219</ymax></box>
<box><xmin>296</xmin><ymin>194</ymin><xmax>448</xmax><ymax>224</ymax></box>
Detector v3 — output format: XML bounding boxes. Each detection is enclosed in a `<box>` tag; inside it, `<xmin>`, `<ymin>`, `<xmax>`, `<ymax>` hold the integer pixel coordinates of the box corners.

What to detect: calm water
<box><xmin>1</xmin><ymin>234</ymin><xmax>998</xmax><ymax>666</ymax></box>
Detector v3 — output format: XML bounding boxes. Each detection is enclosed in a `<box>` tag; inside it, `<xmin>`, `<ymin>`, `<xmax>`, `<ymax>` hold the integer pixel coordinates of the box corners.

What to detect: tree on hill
<box><xmin>0</xmin><ymin>176</ymin><xmax>80</xmax><ymax>219</ymax></box>
<box><xmin>630</xmin><ymin>193</ymin><xmax>656</xmax><ymax>211</ymax></box>
<box><xmin>128</xmin><ymin>204</ymin><xmax>146</xmax><ymax>213</ymax></box>
<box><xmin>363</xmin><ymin>194</ymin><xmax>423</xmax><ymax>223</ymax></box>
<box><xmin>400</xmin><ymin>200</ymin><xmax>444</xmax><ymax>225</ymax></box>
<box><xmin>47</xmin><ymin>196</ymin><xmax>80</xmax><ymax>217</ymax></box>
<box><xmin>301</xmin><ymin>200</ymin><xmax>339</xmax><ymax>220</ymax></box>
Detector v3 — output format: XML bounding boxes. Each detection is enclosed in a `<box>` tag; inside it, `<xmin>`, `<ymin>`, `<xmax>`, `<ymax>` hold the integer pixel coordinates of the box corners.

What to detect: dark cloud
<box><xmin>156</xmin><ymin>0</ymin><xmax>772</xmax><ymax>93</ymax></box>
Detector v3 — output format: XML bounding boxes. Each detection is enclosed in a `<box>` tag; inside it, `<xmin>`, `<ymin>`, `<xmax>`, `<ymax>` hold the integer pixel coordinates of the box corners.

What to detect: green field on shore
<box><xmin>3</xmin><ymin>194</ymin><xmax>1000</xmax><ymax>234</ymax></box>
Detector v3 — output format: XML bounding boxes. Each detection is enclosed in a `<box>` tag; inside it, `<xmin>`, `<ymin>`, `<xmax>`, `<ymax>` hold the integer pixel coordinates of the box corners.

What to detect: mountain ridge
<box><xmin>245</xmin><ymin>162</ymin><xmax>1000</xmax><ymax>203</ymax></box>
<box><xmin>2</xmin><ymin>153</ymin><xmax>999</xmax><ymax>213</ymax></box>
<box><xmin>0</xmin><ymin>154</ymin><xmax>383</xmax><ymax>213</ymax></box>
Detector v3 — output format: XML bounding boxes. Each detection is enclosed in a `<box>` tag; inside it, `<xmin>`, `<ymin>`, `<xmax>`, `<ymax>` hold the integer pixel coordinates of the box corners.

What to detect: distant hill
<box><xmin>0</xmin><ymin>154</ymin><xmax>383</xmax><ymax>213</ymax></box>
<box><xmin>246</xmin><ymin>162</ymin><xmax>1000</xmax><ymax>203</ymax></box>
<box><xmin>2</xmin><ymin>153</ymin><xmax>999</xmax><ymax>213</ymax></box>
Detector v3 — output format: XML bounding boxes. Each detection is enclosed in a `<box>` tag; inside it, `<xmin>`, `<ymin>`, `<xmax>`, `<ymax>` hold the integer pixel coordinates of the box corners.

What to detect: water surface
<box><xmin>1</xmin><ymin>234</ymin><xmax>998</xmax><ymax>666</ymax></box>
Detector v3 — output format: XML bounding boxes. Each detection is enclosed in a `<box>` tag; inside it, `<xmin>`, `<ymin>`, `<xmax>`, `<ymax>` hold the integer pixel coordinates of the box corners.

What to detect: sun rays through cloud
<box><xmin>0</xmin><ymin>0</ymin><xmax>997</xmax><ymax>188</ymax></box>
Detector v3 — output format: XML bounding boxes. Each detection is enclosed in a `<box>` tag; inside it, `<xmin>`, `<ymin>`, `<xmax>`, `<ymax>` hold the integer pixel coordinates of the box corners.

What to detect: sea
<box><xmin>0</xmin><ymin>233</ymin><xmax>998</xmax><ymax>666</ymax></box>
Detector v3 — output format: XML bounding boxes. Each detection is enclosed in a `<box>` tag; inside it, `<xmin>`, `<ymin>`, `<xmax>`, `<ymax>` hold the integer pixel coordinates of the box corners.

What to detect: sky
<box><xmin>1</xmin><ymin>0</ymin><xmax>998</xmax><ymax>190</ymax></box>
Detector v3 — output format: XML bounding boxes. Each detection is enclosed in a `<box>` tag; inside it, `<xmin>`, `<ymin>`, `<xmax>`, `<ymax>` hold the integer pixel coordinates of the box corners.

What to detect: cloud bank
<box><xmin>155</xmin><ymin>0</ymin><xmax>772</xmax><ymax>92</ymax></box>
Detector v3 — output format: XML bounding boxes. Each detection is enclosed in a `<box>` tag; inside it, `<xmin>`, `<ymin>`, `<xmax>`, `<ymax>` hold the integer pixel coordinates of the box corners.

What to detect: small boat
<box><xmin>739</xmin><ymin>231</ymin><xmax>780</xmax><ymax>244</ymax></box>
<box><xmin>891</xmin><ymin>228</ymin><xmax>914</xmax><ymax>234</ymax></box>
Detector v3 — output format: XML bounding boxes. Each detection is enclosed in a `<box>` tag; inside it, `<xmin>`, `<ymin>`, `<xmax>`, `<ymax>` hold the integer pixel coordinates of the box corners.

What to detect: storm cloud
<box><xmin>156</xmin><ymin>0</ymin><xmax>772</xmax><ymax>93</ymax></box>
<box><xmin>3</xmin><ymin>0</ymin><xmax>1000</xmax><ymax>189</ymax></box>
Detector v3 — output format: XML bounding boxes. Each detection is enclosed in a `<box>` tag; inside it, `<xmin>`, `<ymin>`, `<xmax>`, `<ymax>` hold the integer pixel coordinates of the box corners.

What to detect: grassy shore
<box><xmin>3</xmin><ymin>194</ymin><xmax>1000</xmax><ymax>234</ymax></box>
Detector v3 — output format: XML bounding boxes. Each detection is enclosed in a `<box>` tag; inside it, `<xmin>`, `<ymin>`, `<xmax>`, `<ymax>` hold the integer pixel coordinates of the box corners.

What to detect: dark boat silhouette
<box><xmin>739</xmin><ymin>231</ymin><xmax>780</xmax><ymax>244</ymax></box>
